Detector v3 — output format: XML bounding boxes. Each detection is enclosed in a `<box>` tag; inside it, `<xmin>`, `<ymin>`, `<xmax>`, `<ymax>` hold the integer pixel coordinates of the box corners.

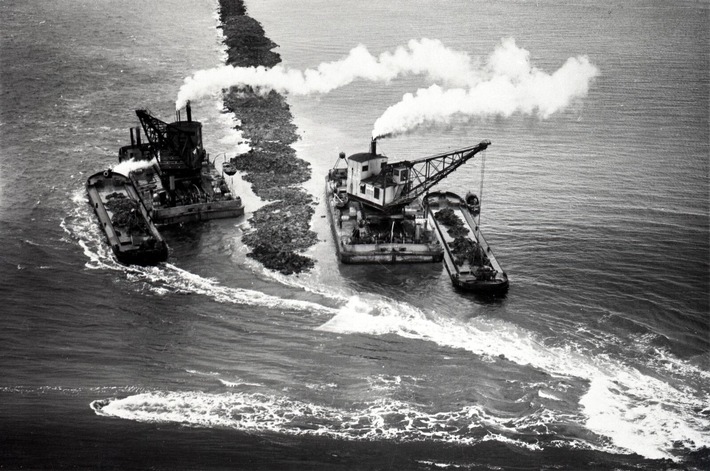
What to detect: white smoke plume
<box><xmin>176</xmin><ymin>38</ymin><xmax>476</xmax><ymax>109</ymax></box>
<box><xmin>175</xmin><ymin>38</ymin><xmax>598</xmax><ymax>139</ymax></box>
<box><xmin>372</xmin><ymin>38</ymin><xmax>599</xmax><ymax>139</ymax></box>
<box><xmin>112</xmin><ymin>158</ymin><xmax>157</xmax><ymax>177</ymax></box>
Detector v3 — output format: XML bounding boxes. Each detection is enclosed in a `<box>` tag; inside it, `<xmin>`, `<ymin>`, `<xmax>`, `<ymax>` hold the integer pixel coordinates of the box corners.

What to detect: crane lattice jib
<box><xmin>383</xmin><ymin>140</ymin><xmax>491</xmax><ymax>209</ymax></box>
<box><xmin>135</xmin><ymin>110</ymin><xmax>168</xmax><ymax>161</ymax></box>
<box><xmin>135</xmin><ymin>109</ymin><xmax>204</xmax><ymax>171</ymax></box>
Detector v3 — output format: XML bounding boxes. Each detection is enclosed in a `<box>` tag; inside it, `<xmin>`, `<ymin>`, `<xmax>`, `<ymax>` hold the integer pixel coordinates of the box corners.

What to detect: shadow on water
<box><xmin>336</xmin><ymin>262</ymin><xmax>444</xmax><ymax>298</ymax></box>
<box><xmin>455</xmin><ymin>287</ymin><xmax>509</xmax><ymax>306</ymax></box>
<box><xmin>157</xmin><ymin>221</ymin><xmax>208</xmax><ymax>255</ymax></box>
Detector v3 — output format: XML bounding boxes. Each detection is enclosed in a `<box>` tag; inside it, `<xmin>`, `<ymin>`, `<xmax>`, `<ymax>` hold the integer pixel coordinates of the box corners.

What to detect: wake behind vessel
<box><xmin>119</xmin><ymin>102</ymin><xmax>244</xmax><ymax>225</ymax></box>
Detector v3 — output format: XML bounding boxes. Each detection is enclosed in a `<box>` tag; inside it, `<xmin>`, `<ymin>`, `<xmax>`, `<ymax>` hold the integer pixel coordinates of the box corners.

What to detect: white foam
<box><xmin>538</xmin><ymin>389</ymin><xmax>562</xmax><ymax>401</ymax></box>
<box><xmin>480</xmin><ymin>432</ymin><xmax>542</xmax><ymax>451</ymax></box>
<box><xmin>91</xmin><ymin>391</ymin><xmax>558</xmax><ymax>447</ymax></box>
<box><xmin>218</xmin><ymin>378</ymin><xmax>264</xmax><ymax>388</ymax></box>
<box><xmin>63</xmin><ymin>189</ymin><xmax>339</xmax><ymax>316</ymax></box>
<box><xmin>214</xmin><ymin>109</ymin><xmax>251</xmax><ymax>154</ymax></box>
<box><xmin>185</xmin><ymin>369</ymin><xmax>220</xmax><ymax>377</ymax></box>
<box><xmin>316</xmin><ymin>295</ymin><xmax>710</xmax><ymax>460</ymax></box>
<box><xmin>415</xmin><ymin>461</ymin><xmax>459</xmax><ymax>469</ymax></box>
<box><xmin>66</xmin><ymin>187</ymin><xmax>708</xmax><ymax>460</ymax></box>
<box><xmin>154</xmin><ymin>263</ymin><xmax>338</xmax><ymax>315</ymax></box>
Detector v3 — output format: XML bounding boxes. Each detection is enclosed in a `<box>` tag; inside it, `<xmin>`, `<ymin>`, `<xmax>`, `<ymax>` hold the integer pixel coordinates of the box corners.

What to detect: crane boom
<box><xmin>135</xmin><ymin>104</ymin><xmax>205</xmax><ymax>172</ymax></box>
<box><xmin>383</xmin><ymin>140</ymin><xmax>491</xmax><ymax>209</ymax></box>
<box><xmin>135</xmin><ymin>109</ymin><xmax>168</xmax><ymax>161</ymax></box>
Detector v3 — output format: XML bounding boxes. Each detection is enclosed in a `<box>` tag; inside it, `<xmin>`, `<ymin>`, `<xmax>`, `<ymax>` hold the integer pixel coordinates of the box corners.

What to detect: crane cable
<box><xmin>478</xmin><ymin>148</ymin><xmax>486</xmax><ymax>229</ymax></box>
<box><xmin>474</xmin><ymin>148</ymin><xmax>487</xmax><ymax>266</ymax></box>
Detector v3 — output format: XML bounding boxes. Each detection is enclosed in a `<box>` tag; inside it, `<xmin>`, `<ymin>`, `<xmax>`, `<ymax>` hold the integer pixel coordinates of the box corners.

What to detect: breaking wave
<box><xmin>318</xmin><ymin>297</ymin><xmax>710</xmax><ymax>460</ymax></box>
<box><xmin>90</xmin><ymin>390</ymin><xmax>569</xmax><ymax>451</ymax></box>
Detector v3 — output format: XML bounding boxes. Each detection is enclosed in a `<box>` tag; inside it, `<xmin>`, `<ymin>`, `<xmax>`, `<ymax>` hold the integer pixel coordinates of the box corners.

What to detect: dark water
<box><xmin>1</xmin><ymin>0</ymin><xmax>708</xmax><ymax>469</ymax></box>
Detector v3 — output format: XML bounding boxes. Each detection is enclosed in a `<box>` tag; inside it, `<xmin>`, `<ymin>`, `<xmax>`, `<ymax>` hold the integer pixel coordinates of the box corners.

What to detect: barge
<box><xmin>86</xmin><ymin>169</ymin><xmax>168</xmax><ymax>265</ymax></box>
<box><xmin>425</xmin><ymin>191</ymin><xmax>508</xmax><ymax>294</ymax></box>
<box><xmin>118</xmin><ymin>102</ymin><xmax>244</xmax><ymax>225</ymax></box>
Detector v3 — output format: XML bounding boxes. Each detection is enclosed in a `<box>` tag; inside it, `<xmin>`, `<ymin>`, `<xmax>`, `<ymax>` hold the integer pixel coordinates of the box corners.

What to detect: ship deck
<box><xmin>129</xmin><ymin>163</ymin><xmax>244</xmax><ymax>225</ymax></box>
<box><xmin>326</xmin><ymin>174</ymin><xmax>443</xmax><ymax>264</ymax></box>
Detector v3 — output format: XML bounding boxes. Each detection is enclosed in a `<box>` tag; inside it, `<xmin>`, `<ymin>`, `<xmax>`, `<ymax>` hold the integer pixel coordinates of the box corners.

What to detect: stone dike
<box><xmin>218</xmin><ymin>0</ymin><xmax>317</xmax><ymax>275</ymax></box>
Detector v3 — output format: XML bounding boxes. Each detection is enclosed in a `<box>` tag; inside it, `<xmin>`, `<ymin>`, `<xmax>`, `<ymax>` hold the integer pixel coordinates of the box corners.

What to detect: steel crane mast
<box><xmin>135</xmin><ymin>109</ymin><xmax>169</xmax><ymax>161</ymax></box>
<box><xmin>135</xmin><ymin>103</ymin><xmax>205</xmax><ymax>173</ymax></box>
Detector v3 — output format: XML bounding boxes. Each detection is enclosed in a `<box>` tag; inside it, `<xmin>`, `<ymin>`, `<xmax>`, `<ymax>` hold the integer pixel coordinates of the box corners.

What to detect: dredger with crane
<box><xmin>86</xmin><ymin>102</ymin><xmax>244</xmax><ymax>266</ymax></box>
<box><xmin>118</xmin><ymin>102</ymin><xmax>244</xmax><ymax>225</ymax></box>
<box><xmin>326</xmin><ymin>138</ymin><xmax>508</xmax><ymax>293</ymax></box>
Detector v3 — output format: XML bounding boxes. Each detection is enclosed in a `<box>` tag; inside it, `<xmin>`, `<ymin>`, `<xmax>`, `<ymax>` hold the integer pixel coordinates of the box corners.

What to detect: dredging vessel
<box><xmin>86</xmin><ymin>169</ymin><xmax>168</xmax><ymax>265</ymax></box>
<box><xmin>118</xmin><ymin>102</ymin><xmax>244</xmax><ymax>225</ymax></box>
<box><xmin>425</xmin><ymin>191</ymin><xmax>508</xmax><ymax>294</ymax></box>
<box><xmin>326</xmin><ymin>139</ymin><xmax>491</xmax><ymax>265</ymax></box>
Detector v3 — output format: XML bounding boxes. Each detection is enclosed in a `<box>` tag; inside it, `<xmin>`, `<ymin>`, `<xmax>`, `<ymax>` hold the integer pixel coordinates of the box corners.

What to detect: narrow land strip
<box><xmin>218</xmin><ymin>0</ymin><xmax>317</xmax><ymax>274</ymax></box>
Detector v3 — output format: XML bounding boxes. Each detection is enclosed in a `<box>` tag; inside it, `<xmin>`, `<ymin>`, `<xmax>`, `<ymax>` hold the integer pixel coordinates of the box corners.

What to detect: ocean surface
<box><xmin>1</xmin><ymin>0</ymin><xmax>708</xmax><ymax>469</ymax></box>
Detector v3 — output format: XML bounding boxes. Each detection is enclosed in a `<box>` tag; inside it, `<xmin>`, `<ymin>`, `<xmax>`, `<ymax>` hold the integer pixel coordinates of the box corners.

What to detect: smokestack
<box><xmin>130</xmin><ymin>128</ymin><xmax>135</xmax><ymax>146</ymax></box>
<box><xmin>186</xmin><ymin>100</ymin><xmax>192</xmax><ymax>122</ymax></box>
<box><xmin>135</xmin><ymin>127</ymin><xmax>141</xmax><ymax>147</ymax></box>
<box><xmin>370</xmin><ymin>138</ymin><xmax>377</xmax><ymax>155</ymax></box>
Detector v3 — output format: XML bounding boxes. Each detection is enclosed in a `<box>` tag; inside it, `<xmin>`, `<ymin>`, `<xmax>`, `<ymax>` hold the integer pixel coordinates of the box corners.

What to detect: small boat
<box><xmin>465</xmin><ymin>191</ymin><xmax>480</xmax><ymax>215</ymax></box>
<box><xmin>222</xmin><ymin>161</ymin><xmax>237</xmax><ymax>176</ymax></box>
<box><xmin>425</xmin><ymin>191</ymin><xmax>508</xmax><ymax>294</ymax></box>
<box><xmin>86</xmin><ymin>169</ymin><xmax>168</xmax><ymax>265</ymax></box>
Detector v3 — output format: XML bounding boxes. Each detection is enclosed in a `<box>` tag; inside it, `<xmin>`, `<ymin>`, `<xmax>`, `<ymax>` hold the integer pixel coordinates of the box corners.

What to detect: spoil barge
<box><xmin>425</xmin><ymin>191</ymin><xmax>508</xmax><ymax>294</ymax></box>
<box><xmin>86</xmin><ymin>169</ymin><xmax>168</xmax><ymax>265</ymax></box>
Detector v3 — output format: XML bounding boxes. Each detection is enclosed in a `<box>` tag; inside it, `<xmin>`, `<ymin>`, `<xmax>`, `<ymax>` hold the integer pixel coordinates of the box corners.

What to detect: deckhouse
<box><xmin>345</xmin><ymin>140</ymin><xmax>410</xmax><ymax>208</ymax></box>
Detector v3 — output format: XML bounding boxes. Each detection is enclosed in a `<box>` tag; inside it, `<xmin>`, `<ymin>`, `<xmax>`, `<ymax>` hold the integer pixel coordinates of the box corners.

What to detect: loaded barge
<box><xmin>425</xmin><ymin>191</ymin><xmax>508</xmax><ymax>294</ymax></box>
<box><xmin>86</xmin><ymin>169</ymin><xmax>168</xmax><ymax>265</ymax></box>
<box><xmin>118</xmin><ymin>102</ymin><xmax>244</xmax><ymax>225</ymax></box>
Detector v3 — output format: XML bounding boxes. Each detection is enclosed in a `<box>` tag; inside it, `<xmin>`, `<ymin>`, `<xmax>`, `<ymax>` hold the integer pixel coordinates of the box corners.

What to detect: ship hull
<box><xmin>150</xmin><ymin>199</ymin><xmax>244</xmax><ymax>225</ymax></box>
<box><xmin>126</xmin><ymin>163</ymin><xmax>244</xmax><ymax>225</ymax></box>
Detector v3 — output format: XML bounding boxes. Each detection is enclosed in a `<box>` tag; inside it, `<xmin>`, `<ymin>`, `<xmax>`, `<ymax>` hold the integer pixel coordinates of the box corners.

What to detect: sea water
<box><xmin>1</xmin><ymin>0</ymin><xmax>708</xmax><ymax>468</ymax></box>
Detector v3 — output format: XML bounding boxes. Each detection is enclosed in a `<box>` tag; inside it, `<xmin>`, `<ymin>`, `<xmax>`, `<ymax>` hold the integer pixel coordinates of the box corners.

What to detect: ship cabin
<box><xmin>118</xmin><ymin>127</ymin><xmax>152</xmax><ymax>163</ymax></box>
<box><xmin>346</xmin><ymin>140</ymin><xmax>411</xmax><ymax>209</ymax></box>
